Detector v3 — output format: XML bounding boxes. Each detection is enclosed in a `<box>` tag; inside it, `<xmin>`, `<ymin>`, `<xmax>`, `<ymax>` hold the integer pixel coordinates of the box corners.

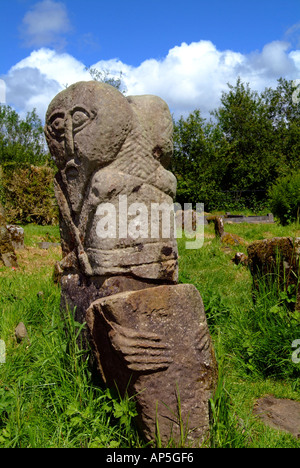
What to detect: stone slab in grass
<box><xmin>254</xmin><ymin>395</ymin><xmax>300</xmax><ymax>438</ymax></box>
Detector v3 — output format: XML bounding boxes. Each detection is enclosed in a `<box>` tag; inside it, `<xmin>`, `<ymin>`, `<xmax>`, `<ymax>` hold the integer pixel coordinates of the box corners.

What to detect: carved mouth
<box><xmin>65</xmin><ymin>161</ymin><xmax>80</xmax><ymax>181</ymax></box>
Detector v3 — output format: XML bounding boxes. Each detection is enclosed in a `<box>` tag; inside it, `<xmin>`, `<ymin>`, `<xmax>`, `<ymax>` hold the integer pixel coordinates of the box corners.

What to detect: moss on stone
<box><xmin>247</xmin><ymin>237</ymin><xmax>300</xmax><ymax>311</ymax></box>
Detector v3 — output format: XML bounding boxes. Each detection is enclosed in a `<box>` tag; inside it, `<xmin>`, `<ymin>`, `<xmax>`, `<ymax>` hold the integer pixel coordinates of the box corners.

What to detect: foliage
<box><xmin>213</xmin><ymin>79</ymin><xmax>279</xmax><ymax>200</ymax></box>
<box><xmin>173</xmin><ymin>110</ymin><xmax>212</xmax><ymax>206</ymax></box>
<box><xmin>85</xmin><ymin>66</ymin><xmax>126</xmax><ymax>94</ymax></box>
<box><xmin>1</xmin><ymin>77</ymin><xmax>300</xmax><ymax>224</ymax></box>
<box><xmin>268</xmin><ymin>170</ymin><xmax>300</xmax><ymax>225</ymax></box>
<box><xmin>178</xmin><ymin>222</ymin><xmax>300</xmax><ymax>448</ymax></box>
<box><xmin>0</xmin><ymin>232</ymin><xmax>142</xmax><ymax>448</ymax></box>
<box><xmin>262</xmin><ymin>78</ymin><xmax>300</xmax><ymax>171</ymax></box>
<box><xmin>209</xmin><ymin>361</ymin><xmax>251</xmax><ymax>448</ymax></box>
<box><xmin>173</xmin><ymin>77</ymin><xmax>300</xmax><ymax>213</ymax></box>
<box><xmin>178</xmin><ymin>223</ymin><xmax>300</xmax><ymax>384</ymax></box>
<box><xmin>0</xmin><ymin>104</ymin><xmax>57</xmax><ymax>226</ymax></box>
<box><xmin>0</xmin><ymin>105</ymin><xmax>49</xmax><ymax>167</ymax></box>
<box><xmin>1</xmin><ymin>165</ymin><xmax>58</xmax><ymax>225</ymax></box>
<box><xmin>0</xmin><ymin>224</ymin><xmax>300</xmax><ymax>448</ymax></box>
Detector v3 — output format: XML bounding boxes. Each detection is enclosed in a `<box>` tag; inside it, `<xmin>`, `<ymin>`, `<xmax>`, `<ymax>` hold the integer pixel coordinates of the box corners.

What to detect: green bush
<box><xmin>268</xmin><ymin>170</ymin><xmax>300</xmax><ymax>225</ymax></box>
<box><xmin>0</xmin><ymin>165</ymin><xmax>58</xmax><ymax>225</ymax></box>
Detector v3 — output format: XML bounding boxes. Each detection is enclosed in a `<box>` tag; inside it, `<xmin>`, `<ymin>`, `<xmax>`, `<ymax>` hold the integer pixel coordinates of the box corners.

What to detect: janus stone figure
<box><xmin>45</xmin><ymin>81</ymin><xmax>217</xmax><ymax>446</ymax></box>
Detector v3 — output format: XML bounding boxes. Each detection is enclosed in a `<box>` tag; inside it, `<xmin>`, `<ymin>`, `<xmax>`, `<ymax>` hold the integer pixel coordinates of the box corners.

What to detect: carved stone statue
<box><xmin>45</xmin><ymin>81</ymin><xmax>178</xmax><ymax>323</ymax></box>
<box><xmin>45</xmin><ymin>81</ymin><xmax>217</xmax><ymax>446</ymax></box>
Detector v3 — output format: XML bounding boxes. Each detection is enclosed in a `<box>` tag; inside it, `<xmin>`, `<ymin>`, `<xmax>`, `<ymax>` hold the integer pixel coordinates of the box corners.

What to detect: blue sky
<box><xmin>1</xmin><ymin>0</ymin><xmax>300</xmax><ymax>120</ymax></box>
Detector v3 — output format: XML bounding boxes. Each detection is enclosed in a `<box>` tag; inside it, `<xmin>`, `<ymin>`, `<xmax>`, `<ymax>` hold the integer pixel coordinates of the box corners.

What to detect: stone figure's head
<box><xmin>45</xmin><ymin>81</ymin><xmax>134</xmax><ymax>212</ymax></box>
<box><xmin>126</xmin><ymin>95</ymin><xmax>173</xmax><ymax>169</ymax></box>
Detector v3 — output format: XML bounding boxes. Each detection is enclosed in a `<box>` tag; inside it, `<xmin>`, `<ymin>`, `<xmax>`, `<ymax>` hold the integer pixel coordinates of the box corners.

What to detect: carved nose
<box><xmin>64</xmin><ymin>116</ymin><xmax>74</xmax><ymax>157</ymax></box>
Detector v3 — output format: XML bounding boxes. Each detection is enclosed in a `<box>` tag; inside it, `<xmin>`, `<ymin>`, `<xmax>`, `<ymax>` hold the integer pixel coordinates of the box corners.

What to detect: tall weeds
<box><xmin>0</xmin><ymin>265</ymin><xmax>141</xmax><ymax>448</ymax></box>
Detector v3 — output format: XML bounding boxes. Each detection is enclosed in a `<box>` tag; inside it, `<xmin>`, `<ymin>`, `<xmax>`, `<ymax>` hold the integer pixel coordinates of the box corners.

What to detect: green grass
<box><xmin>0</xmin><ymin>226</ymin><xmax>142</xmax><ymax>448</ymax></box>
<box><xmin>178</xmin><ymin>221</ymin><xmax>300</xmax><ymax>448</ymax></box>
<box><xmin>0</xmin><ymin>222</ymin><xmax>300</xmax><ymax>448</ymax></box>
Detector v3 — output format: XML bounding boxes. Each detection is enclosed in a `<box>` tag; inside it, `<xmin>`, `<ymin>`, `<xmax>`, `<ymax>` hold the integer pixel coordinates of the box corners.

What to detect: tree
<box><xmin>207</xmin><ymin>78</ymin><xmax>286</xmax><ymax>210</ymax></box>
<box><xmin>268</xmin><ymin>170</ymin><xmax>300</xmax><ymax>225</ymax></box>
<box><xmin>0</xmin><ymin>105</ymin><xmax>49</xmax><ymax>167</ymax></box>
<box><xmin>173</xmin><ymin>78</ymin><xmax>300</xmax><ymax>212</ymax></box>
<box><xmin>85</xmin><ymin>66</ymin><xmax>126</xmax><ymax>94</ymax></box>
<box><xmin>213</xmin><ymin>78</ymin><xmax>278</xmax><ymax>192</ymax></box>
<box><xmin>172</xmin><ymin>110</ymin><xmax>229</xmax><ymax>209</ymax></box>
<box><xmin>262</xmin><ymin>78</ymin><xmax>300</xmax><ymax>173</ymax></box>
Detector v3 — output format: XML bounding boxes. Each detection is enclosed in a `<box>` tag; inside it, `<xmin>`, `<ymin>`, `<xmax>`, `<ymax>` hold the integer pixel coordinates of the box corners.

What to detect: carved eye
<box><xmin>72</xmin><ymin>109</ymin><xmax>90</xmax><ymax>133</ymax></box>
<box><xmin>49</xmin><ymin>113</ymin><xmax>65</xmax><ymax>139</ymax></box>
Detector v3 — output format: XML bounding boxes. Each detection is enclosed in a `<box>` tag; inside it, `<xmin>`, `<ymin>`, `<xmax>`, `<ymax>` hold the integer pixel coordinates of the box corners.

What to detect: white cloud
<box><xmin>114</xmin><ymin>40</ymin><xmax>300</xmax><ymax>118</ymax></box>
<box><xmin>2</xmin><ymin>39</ymin><xmax>300</xmax><ymax>122</ymax></box>
<box><xmin>119</xmin><ymin>41</ymin><xmax>246</xmax><ymax>117</ymax></box>
<box><xmin>4</xmin><ymin>66</ymin><xmax>60</xmax><ymax>118</ymax></box>
<box><xmin>11</xmin><ymin>48</ymin><xmax>89</xmax><ymax>87</ymax></box>
<box><xmin>244</xmin><ymin>41</ymin><xmax>297</xmax><ymax>80</ymax></box>
<box><xmin>20</xmin><ymin>0</ymin><xmax>72</xmax><ymax>48</ymax></box>
<box><xmin>2</xmin><ymin>48</ymin><xmax>90</xmax><ymax>118</ymax></box>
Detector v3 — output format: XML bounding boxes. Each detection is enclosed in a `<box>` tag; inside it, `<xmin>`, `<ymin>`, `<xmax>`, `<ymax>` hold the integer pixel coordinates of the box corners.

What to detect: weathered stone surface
<box><xmin>254</xmin><ymin>395</ymin><xmax>300</xmax><ymax>438</ymax></box>
<box><xmin>6</xmin><ymin>225</ymin><xmax>24</xmax><ymax>250</ymax></box>
<box><xmin>45</xmin><ymin>81</ymin><xmax>178</xmax><ymax>283</ymax></box>
<box><xmin>247</xmin><ymin>237</ymin><xmax>300</xmax><ymax>310</ymax></box>
<box><xmin>0</xmin><ymin>204</ymin><xmax>18</xmax><ymax>268</ymax></box>
<box><xmin>44</xmin><ymin>80</ymin><xmax>180</xmax><ymax>335</ymax></box>
<box><xmin>224</xmin><ymin>213</ymin><xmax>274</xmax><ymax>224</ymax></box>
<box><xmin>60</xmin><ymin>273</ymin><xmax>161</xmax><ymax>325</ymax></box>
<box><xmin>86</xmin><ymin>283</ymin><xmax>218</xmax><ymax>446</ymax></box>
<box><xmin>207</xmin><ymin>215</ymin><xmax>245</xmax><ymax>246</ymax></box>
<box><xmin>45</xmin><ymin>82</ymin><xmax>218</xmax><ymax>446</ymax></box>
<box><xmin>15</xmin><ymin>322</ymin><xmax>29</xmax><ymax>343</ymax></box>
<box><xmin>38</xmin><ymin>241</ymin><xmax>61</xmax><ymax>250</ymax></box>
<box><xmin>232</xmin><ymin>252</ymin><xmax>248</xmax><ymax>266</ymax></box>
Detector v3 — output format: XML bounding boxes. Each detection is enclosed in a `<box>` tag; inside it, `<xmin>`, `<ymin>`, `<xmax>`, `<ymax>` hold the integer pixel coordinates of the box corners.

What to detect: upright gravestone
<box><xmin>45</xmin><ymin>81</ymin><xmax>217</xmax><ymax>446</ymax></box>
<box><xmin>247</xmin><ymin>237</ymin><xmax>300</xmax><ymax>311</ymax></box>
<box><xmin>0</xmin><ymin>203</ymin><xmax>18</xmax><ymax>268</ymax></box>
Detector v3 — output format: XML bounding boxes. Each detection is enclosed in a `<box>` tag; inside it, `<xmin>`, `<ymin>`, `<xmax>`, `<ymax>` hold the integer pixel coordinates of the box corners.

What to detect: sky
<box><xmin>1</xmin><ymin>0</ymin><xmax>300</xmax><ymax>121</ymax></box>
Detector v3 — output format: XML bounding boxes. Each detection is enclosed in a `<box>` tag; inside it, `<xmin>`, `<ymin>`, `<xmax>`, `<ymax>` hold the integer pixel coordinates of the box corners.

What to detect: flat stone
<box><xmin>38</xmin><ymin>242</ymin><xmax>61</xmax><ymax>250</ymax></box>
<box><xmin>253</xmin><ymin>395</ymin><xmax>300</xmax><ymax>438</ymax></box>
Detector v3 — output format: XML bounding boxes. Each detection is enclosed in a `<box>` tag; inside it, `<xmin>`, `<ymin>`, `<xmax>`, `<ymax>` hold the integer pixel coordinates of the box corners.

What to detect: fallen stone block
<box><xmin>207</xmin><ymin>215</ymin><xmax>246</xmax><ymax>246</ymax></box>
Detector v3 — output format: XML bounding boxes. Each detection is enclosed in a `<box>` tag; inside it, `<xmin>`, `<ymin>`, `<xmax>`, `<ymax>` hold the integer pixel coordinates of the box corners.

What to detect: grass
<box><xmin>0</xmin><ymin>221</ymin><xmax>300</xmax><ymax>448</ymax></box>
<box><xmin>178</xmin><ymin>221</ymin><xmax>300</xmax><ymax>448</ymax></box>
<box><xmin>0</xmin><ymin>226</ymin><xmax>142</xmax><ymax>448</ymax></box>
